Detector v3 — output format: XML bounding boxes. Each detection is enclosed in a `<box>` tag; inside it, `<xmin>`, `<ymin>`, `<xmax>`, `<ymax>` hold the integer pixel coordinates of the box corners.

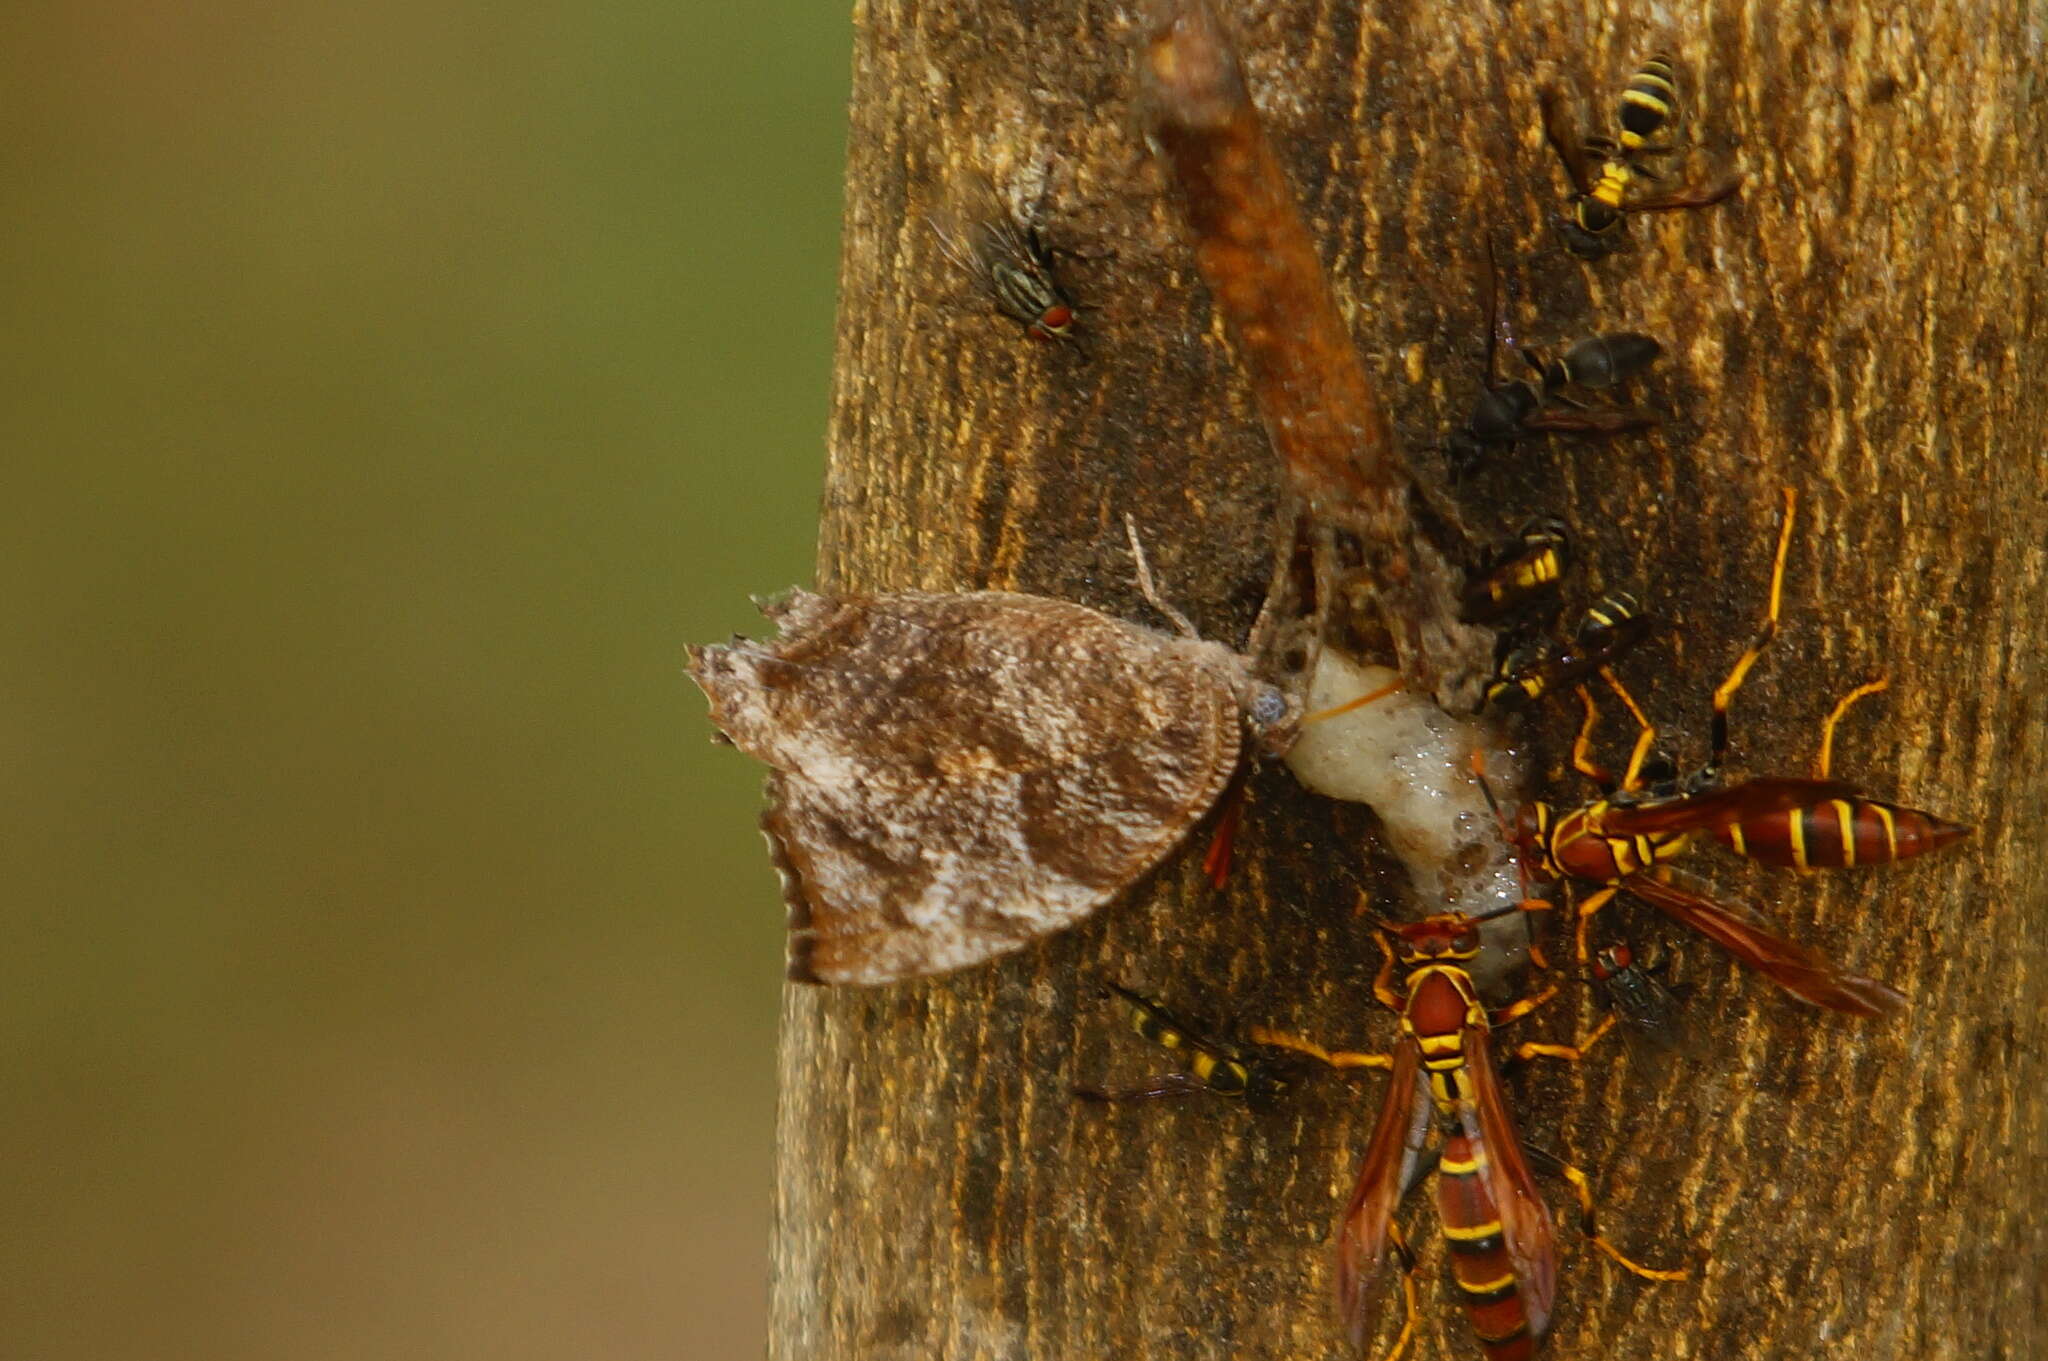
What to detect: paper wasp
<box><xmin>927</xmin><ymin>170</ymin><xmax>1078</xmax><ymax>342</ymax></box>
<box><xmin>1484</xmin><ymin>592</ymin><xmax>1658</xmax><ymax>709</ymax></box>
<box><xmin>1542</xmin><ymin>54</ymin><xmax>1744</xmax><ymax>260</ymax></box>
<box><xmin>1510</xmin><ymin>489</ymin><xmax>1969</xmax><ymax>1014</ymax></box>
<box><xmin>1074</xmin><ymin>983</ymin><xmax>1299</xmax><ymax>1109</ymax></box>
<box><xmin>1528</xmin><ymin>332</ymin><xmax>1665</xmax><ymax>395</ymax></box>
<box><xmin>1252</xmin><ymin>909</ymin><xmax>1683</xmax><ymax>1361</ymax></box>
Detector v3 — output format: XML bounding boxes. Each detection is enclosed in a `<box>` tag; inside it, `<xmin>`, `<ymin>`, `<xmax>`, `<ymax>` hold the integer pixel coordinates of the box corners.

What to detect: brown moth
<box><xmin>688</xmin><ymin>588</ymin><xmax>1292</xmax><ymax>985</ymax></box>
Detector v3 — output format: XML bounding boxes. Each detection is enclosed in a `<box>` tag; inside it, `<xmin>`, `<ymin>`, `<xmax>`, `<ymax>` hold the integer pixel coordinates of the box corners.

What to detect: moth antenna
<box><xmin>1123</xmin><ymin>513</ymin><xmax>1200</xmax><ymax>639</ymax></box>
<box><xmin>1482</xmin><ymin>232</ymin><xmax>1505</xmax><ymax>386</ymax></box>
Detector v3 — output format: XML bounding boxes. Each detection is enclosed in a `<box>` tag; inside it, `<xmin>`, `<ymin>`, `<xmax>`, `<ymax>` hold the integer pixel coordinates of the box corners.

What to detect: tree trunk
<box><xmin>770</xmin><ymin>2</ymin><xmax>2046</xmax><ymax>1358</ymax></box>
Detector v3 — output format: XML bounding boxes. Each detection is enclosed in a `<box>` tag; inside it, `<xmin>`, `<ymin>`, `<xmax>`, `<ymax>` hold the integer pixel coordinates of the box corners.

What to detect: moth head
<box><xmin>1241</xmin><ymin>680</ymin><xmax>1300</xmax><ymax>755</ymax></box>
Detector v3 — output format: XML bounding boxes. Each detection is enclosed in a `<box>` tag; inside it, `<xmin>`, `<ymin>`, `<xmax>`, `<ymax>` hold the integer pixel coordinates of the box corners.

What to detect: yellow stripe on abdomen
<box><xmin>1831</xmin><ymin>799</ymin><xmax>1857</xmax><ymax>867</ymax></box>
<box><xmin>1442</xmin><ymin>1217</ymin><xmax>1504</xmax><ymax>1242</ymax></box>
<box><xmin>1457</xmin><ymin>1271</ymin><xmax>1519</xmax><ymax>1297</ymax></box>
<box><xmin>1440</xmin><ymin>1150</ymin><xmax>1486</xmax><ymax>1176</ymax></box>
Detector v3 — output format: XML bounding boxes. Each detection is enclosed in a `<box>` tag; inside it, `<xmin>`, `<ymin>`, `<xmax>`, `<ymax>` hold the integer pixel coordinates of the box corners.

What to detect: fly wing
<box><xmin>928</xmin><ymin>171</ymin><xmax>1008</xmax><ymax>263</ymax></box>
<box><xmin>1462</xmin><ymin>1022</ymin><xmax>1559</xmax><ymax>1338</ymax></box>
<box><xmin>953</xmin><ymin>169</ymin><xmax>1038</xmax><ymax>262</ymax></box>
<box><xmin>1626</xmin><ymin>872</ymin><xmax>1908</xmax><ymax>1016</ymax></box>
<box><xmin>1599</xmin><ymin>777</ymin><xmax>1866</xmax><ymax>835</ymax></box>
<box><xmin>1335</xmin><ymin>1039</ymin><xmax>1428</xmax><ymax>1348</ymax></box>
<box><xmin>926</xmin><ymin>170</ymin><xmax>1046</xmax><ymax>313</ymax></box>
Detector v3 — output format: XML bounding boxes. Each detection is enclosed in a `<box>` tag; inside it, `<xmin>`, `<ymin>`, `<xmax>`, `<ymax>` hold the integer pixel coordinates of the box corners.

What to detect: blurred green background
<box><xmin>0</xmin><ymin>3</ymin><xmax>842</xmax><ymax>1356</ymax></box>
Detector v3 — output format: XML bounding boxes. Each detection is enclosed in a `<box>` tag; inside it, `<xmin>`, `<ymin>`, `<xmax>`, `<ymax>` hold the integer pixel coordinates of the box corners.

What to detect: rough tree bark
<box><xmin>769</xmin><ymin>2</ymin><xmax>2046</xmax><ymax>1358</ymax></box>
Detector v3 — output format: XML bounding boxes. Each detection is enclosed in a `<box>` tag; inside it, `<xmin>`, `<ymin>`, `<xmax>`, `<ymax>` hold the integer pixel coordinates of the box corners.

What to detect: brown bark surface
<box><xmin>771</xmin><ymin>3</ymin><xmax>2047</xmax><ymax>1358</ymax></box>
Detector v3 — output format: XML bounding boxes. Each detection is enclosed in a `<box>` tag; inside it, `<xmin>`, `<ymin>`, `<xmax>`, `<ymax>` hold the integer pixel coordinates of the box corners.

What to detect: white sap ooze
<box><xmin>1284</xmin><ymin>651</ymin><xmax>1534</xmax><ymax>981</ymax></box>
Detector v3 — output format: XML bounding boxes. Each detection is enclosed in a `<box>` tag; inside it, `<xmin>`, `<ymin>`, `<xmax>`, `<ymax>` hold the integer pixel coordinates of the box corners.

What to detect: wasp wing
<box><xmin>1625</xmin><ymin>872</ymin><xmax>1908</xmax><ymax>1016</ymax></box>
<box><xmin>1599</xmin><ymin>777</ymin><xmax>1866</xmax><ymax>836</ymax></box>
<box><xmin>1521</xmin><ymin>406</ymin><xmax>1661</xmax><ymax>436</ymax></box>
<box><xmin>1630</xmin><ymin>174</ymin><xmax>1745</xmax><ymax>212</ymax></box>
<box><xmin>1540</xmin><ymin>86</ymin><xmax>1597</xmax><ymax>195</ymax></box>
<box><xmin>1335</xmin><ymin>1039</ymin><xmax>1429</xmax><ymax>1348</ymax></box>
<box><xmin>1460</xmin><ymin>1022</ymin><xmax>1559</xmax><ymax>1338</ymax></box>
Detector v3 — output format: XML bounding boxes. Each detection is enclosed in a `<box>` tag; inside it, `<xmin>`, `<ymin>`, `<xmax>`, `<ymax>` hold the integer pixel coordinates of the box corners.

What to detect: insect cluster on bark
<box><xmin>688</xmin><ymin>4</ymin><xmax>1972</xmax><ymax>1358</ymax></box>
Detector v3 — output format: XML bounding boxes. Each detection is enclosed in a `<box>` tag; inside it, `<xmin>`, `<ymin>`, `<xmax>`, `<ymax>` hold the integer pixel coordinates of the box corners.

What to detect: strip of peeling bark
<box><xmin>1139</xmin><ymin>0</ymin><xmax>1492</xmax><ymax>707</ymax></box>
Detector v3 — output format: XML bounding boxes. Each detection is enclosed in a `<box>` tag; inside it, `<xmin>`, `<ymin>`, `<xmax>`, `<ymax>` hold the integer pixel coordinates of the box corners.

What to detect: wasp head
<box><xmin>1391</xmin><ymin>914</ymin><xmax>1486</xmax><ymax>963</ymax></box>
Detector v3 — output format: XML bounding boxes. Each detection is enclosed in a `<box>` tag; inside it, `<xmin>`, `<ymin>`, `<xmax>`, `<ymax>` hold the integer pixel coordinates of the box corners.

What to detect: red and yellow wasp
<box><xmin>1255</xmin><ymin>909</ymin><xmax>1682</xmax><ymax>1361</ymax></box>
<box><xmin>1510</xmin><ymin>488</ymin><xmax>1969</xmax><ymax>1014</ymax></box>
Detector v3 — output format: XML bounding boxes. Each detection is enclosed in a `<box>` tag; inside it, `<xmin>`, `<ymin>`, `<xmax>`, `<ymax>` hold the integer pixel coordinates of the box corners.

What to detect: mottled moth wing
<box><xmin>688</xmin><ymin>590</ymin><xmax>1254</xmax><ymax>984</ymax></box>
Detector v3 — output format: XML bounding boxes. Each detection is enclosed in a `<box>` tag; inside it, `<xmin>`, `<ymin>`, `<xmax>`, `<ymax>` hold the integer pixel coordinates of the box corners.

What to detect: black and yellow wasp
<box><xmin>1074</xmin><ymin>983</ymin><xmax>1299</xmax><ymax>1109</ymax></box>
<box><xmin>1542</xmin><ymin>55</ymin><xmax>1743</xmax><ymax>259</ymax></box>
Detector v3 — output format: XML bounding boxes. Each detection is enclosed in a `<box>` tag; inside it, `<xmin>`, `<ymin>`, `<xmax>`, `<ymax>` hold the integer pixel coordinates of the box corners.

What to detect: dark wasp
<box><xmin>1446</xmin><ymin>332</ymin><xmax>1664</xmax><ymax>476</ymax></box>
<box><xmin>1440</xmin><ymin>243</ymin><xmax>1663</xmax><ymax>477</ymax></box>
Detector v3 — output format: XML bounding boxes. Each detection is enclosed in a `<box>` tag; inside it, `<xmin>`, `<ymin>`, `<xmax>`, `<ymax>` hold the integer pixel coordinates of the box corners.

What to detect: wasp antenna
<box><xmin>1480</xmin><ymin>233</ymin><xmax>1505</xmax><ymax>385</ymax></box>
<box><xmin>1357</xmin><ymin>902</ymin><xmax>1402</xmax><ymax>933</ymax></box>
<box><xmin>1469</xmin><ymin>747</ymin><xmax>1515</xmax><ymax>835</ymax></box>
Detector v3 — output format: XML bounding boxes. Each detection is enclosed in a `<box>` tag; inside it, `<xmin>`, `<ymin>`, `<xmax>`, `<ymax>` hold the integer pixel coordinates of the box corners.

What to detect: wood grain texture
<box><xmin>770</xmin><ymin>2</ymin><xmax>2047</xmax><ymax>1358</ymax></box>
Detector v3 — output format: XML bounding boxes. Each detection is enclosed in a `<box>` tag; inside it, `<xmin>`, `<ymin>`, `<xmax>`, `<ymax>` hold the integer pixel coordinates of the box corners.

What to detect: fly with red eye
<box><xmin>1252</xmin><ymin>907</ymin><xmax>1684</xmax><ymax>1361</ymax></box>
<box><xmin>1589</xmin><ymin>938</ymin><xmax>1691</xmax><ymax>1074</ymax></box>
<box><xmin>927</xmin><ymin>170</ymin><xmax>1079</xmax><ymax>343</ymax></box>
